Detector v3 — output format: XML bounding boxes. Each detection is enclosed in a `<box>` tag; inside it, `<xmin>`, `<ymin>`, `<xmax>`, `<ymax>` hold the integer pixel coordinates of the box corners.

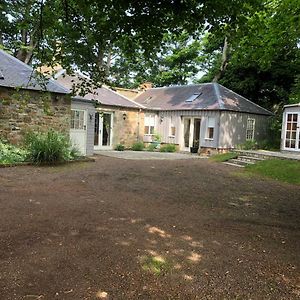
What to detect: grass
<box><xmin>159</xmin><ymin>144</ymin><xmax>176</xmax><ymax>153</ymax></box>
<box><xmin>246</xmin><ymin>159</ymin><xmax>300</xmax><ymax>185</ymax></box>
<box><xmin>210</xmin><ymin>152</ymin><xmax>238</xmax><ymax>162</ymax></box>
<box><xmin>140</xmin><ymin>255</ymin><xmax>171</xmax><ymax>275</ymax></box>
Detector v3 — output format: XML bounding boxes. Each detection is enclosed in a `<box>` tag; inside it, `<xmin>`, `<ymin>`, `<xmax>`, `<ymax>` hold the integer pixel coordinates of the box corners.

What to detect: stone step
<box><xmin>234</xmin><ymin>151</ymin><xmax>271</xmax><ymax>160</ymax></box>
<box><xmin>237</xmin><ymin>155</ymin><xmax>265</xmax><ymax>162</ymax></box>
<box><xmin>230</xmin><ymin>158</ymin><xmax>255</xmax><ymax>166</ymax></box>
<box><xmin>223</xmin><ymin>161</ymin><xmax>245</xmax><ymax>168</ymax></box>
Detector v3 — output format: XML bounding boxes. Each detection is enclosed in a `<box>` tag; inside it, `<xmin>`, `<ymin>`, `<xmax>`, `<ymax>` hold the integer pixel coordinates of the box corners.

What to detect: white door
<box><xmin>94</xmin><ymin>112</ymin><xmax>113</xmax><ymax>150</ymax></box>
<box><xmin>284</xmin><ymin>112</ymin><xmax>300</xmax><ymax>151</ymax></box>
<box><xmin>70</xmin><ymin>109</ymin><xmax>87</xmax><ymax>155</ymax></box>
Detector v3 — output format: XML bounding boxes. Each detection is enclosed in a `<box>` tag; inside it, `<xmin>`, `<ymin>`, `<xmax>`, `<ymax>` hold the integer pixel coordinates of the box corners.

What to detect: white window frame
<box><xmin>71</xmin><ymin>109</ymin><xmax>85</xmax><ymax>130</ymax></box>
<box><xmin>144</xmin><ymin>113</ymin><xmax>156</xmax><ymax>135</ymax></box>
<box><xmin>205</xmin><ymin>117</ymin><xmax>215</xmax><ymax>140</ymax></box>
<box><xmin>246</xmin><ymin>118</ymin><xmax>255</xmax><ymax>141</ymax></box>
<box><xmin>169</xmin><ymin>116</ymin><xmax>176</xmax><ymax>137</ymax></box>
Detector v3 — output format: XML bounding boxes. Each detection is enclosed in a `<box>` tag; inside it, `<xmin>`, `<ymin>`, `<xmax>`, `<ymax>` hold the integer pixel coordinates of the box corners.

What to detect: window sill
<box><xmin>205</xmin><ymin>138</ymin><xmax>214</xmax><ymax>141</ymax></box>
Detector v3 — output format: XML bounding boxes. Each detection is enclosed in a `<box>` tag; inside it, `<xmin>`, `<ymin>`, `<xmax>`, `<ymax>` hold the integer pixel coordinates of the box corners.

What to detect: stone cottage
<box><xmin>0</xmin><ymin>49</ymin><xmax>70</xmax><ymax>144</ymax></box>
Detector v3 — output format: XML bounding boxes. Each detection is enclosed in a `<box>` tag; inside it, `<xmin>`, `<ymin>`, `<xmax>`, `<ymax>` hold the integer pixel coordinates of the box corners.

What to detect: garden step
<box><xmin>230</xmin><ymin>158</ymin><xmax>255</xmax><ymax>166</ymax></box>
<box><xmin>237</xmin><ymin>155</ymin><xmax>265</xmax><ymax>162</ymax></box>
<box><xmin>223</xmin><ymin>161</ymin><xmax>245</xmax><ymax>168</ymax></box>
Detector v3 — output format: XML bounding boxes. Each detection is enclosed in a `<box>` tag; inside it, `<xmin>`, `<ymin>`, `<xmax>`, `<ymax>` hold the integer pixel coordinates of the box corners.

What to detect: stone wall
<box><xmin>0</xmin><ymin>87</ymin><xmax>71</xmax><ymax>144</ymax></box>
<box><xmin>98</xmin><ymin>106</ymin><xmax>144</xmax><ymax>148</ymax></box>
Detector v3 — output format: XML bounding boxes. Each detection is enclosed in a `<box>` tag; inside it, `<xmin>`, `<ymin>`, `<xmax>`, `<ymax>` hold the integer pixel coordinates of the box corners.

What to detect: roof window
<box><xmin>185</xmin><ymin>93</ymin><xmax>201</xmax><ymax>102</ymax></box>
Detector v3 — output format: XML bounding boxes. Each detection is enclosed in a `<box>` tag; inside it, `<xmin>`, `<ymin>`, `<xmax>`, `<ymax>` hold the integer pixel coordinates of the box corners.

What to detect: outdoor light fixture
<box><xmin>123</xmin><ymin>112</ymin><xmax>127</xmax><ymax>120</ymax></box>
<box><xmin>160</xmin><ymin>116</ymin><xmax>164</xmax><ymax>123</ymax></box>
<box><xmin>89</xmin><ymin>113</ymin><xmax>93</xmax><ymax>120</ymax></box>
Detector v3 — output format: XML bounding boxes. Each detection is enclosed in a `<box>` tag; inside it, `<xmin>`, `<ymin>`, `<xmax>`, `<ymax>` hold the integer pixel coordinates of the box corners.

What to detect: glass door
<box><xmin>94</xmin><ymin>112</ymin><xmax>113</xmax><ymax>150</ymax></box>
<box><xmin>284</xmin><ymin>113</ymin><xmax>300</xmax><ymax>151</ymax></box>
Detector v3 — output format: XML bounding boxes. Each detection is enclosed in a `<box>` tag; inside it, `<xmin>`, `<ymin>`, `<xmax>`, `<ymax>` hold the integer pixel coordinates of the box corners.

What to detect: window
<box><xmin>185</xmin><ymin>93</ymin><xmax>201</xmax><ymax>103</ymax></box>
<box><xmin>170</xmin><ymin>116</ymin><xmax>176</xmax><ymax>136</ymax></box>
<box><xmin>71</xmin><ymin>109</ymin><xmax>85</xmax><ymax>130</ymax></box>
<box><xmin>246</xmin><ymin>118</ymin><xmax>255</xmax><ymax>141</ymax></box>
<box><xmin>285</xmin><ymin>113</ymin><xmax>298</xmax><ymax>149</ymax></box>
<box><xmin>144</xmin><ymin>114</ymin><xmax>155</xmax><ymax>135</ymax></box>
<box><xmin>206</xmin><ymin>117</ymin><xmax>215</xmax><ymax>139</ymax></box>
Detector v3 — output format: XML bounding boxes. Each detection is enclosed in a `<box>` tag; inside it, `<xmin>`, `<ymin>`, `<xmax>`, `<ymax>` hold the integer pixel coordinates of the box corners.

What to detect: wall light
<box><xmin>123</xmin><ymin>112</ymin><xmax>127</xmax><ymax>120</ymax></box>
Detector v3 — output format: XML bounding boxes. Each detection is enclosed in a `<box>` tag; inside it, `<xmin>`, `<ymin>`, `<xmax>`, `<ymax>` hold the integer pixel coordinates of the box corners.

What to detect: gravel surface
<box><xmin>0</xmin><ymin>156</ymin><xmax>299</xmax><ymax>299</ymax></box>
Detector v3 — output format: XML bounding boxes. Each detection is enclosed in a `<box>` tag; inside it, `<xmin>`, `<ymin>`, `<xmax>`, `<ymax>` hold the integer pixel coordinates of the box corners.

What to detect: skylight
<box><xmin>185</xmin><ymin>93</ymin><xmax>201</xmax><ymax>102</ymax></box>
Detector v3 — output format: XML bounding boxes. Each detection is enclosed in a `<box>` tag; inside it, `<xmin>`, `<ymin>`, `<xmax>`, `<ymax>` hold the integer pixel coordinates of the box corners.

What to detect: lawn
<box><xmin>210</xmin><ymin>152</ymin><xmax>238</xmax><ymax>162</ymax></box>
<box><xmin>0</xmin><ymin>156</ymin><xmax>299</xmax><ymax>299</ymax></box>
<box><xmin>246</xmin><ymin>159</ymin><xmax>300</xmax><ymax>185</ymax></box>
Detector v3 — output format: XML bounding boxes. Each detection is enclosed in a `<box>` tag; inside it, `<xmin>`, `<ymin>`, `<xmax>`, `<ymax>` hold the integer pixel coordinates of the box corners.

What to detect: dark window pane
<box><xmin>293</xmin><ymin>114</ymin><xmax>298</xmax><ymax>122</ymax></box>
<box><xmin>288</xmin><ymin>114</ymin><xmax>292</xmax><ymax>121</ymax></box>
<box><xmin>144</xmin><ymin>126</ymin><xmax>149</xmax><ymax>134</ymax></box>
<box><xmin>291</xmin><ymin>140</ymin><xmax>296</xmax><ymax>148</ymax></box>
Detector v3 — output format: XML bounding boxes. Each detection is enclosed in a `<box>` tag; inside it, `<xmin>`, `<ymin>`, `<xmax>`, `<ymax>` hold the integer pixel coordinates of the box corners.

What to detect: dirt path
<box><xmin>0</xmin><ymin>156</ymin><xmax>299</xmax><ymax>299</ymax></box>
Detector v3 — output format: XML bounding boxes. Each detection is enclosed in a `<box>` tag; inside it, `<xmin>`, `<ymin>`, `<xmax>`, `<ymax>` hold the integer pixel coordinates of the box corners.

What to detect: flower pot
<box><xmin>190</xmin><ymin>147</ymin><xmax>198</xmax><ymax>153</ymax></box>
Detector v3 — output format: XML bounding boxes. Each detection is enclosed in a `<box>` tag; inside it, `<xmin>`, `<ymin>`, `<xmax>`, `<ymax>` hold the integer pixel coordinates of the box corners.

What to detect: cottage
<box><xmin>281</xmin><ymin>103</ymin><xmax>300</xmax><ymax>152</ymax></box>
<box><xmin>134</xmin><ymin>83</ymin><xmax>273</xmax><ymax>153</ymax></box>
<box><xmin>0</xmin><ymin>49</ymin><xmax>70</xmax><ymax>144</ymax></box>
<box><xmin>55</xmin><ymin>72</ymin><xmax>144</xmax><ymax>155</ymax></box>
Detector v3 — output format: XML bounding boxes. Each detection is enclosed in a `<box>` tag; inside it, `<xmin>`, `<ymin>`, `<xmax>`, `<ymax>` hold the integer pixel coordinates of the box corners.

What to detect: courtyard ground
<box><xmin>0</xmin><ymin>155</ymin><xmax>299</xmax><ymax>299</ymax></box>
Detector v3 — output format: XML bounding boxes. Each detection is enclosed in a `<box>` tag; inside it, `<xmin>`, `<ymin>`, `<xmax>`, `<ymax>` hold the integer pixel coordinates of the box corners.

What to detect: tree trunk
<box><xmin>213</xmin><ymin>36</ymin><xmax>229</xmax><ymax>82</ymax></box>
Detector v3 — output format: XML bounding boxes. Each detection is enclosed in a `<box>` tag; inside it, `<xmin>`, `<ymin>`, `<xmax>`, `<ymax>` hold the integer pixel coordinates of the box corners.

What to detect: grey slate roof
<box><xmin>0</xmin><ymin>49</ymin><xmax>69</xmax><ymax>94</ymax></box>
<box><xmin>56</xmin><ymin>72</ymin><xmax>143</xmax><ymax>109</ymax></box>
<box><xmin>134</xmin><ymin>83</ymin><xmax>273</xmax><ymax>116</ymax></box>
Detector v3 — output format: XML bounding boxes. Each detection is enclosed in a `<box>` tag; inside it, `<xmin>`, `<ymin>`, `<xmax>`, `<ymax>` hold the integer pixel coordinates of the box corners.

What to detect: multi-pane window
<box><xmin>206</xmin><ymin>117</ymin><xmax>215</xmax><ymax>139</ymax></box>
<box><xmin>285</xmin><ymin>113</ymin><xmax>298</xmax><ymax>149</ymax></box>
<box><xmin>71</xmin><ymin>110</ymin><xmax>85</xmax><ymax>130</ymax></box>
<box><xmin>144</xmin><ymin>114</ymin><xmax>155</xmax><ymax>135</ymax></box>
<box><xmin>170</xmin><ymin>116</ymin><xmax>176</xmax><ymax>136</ymax></box>
<box><xmin>246</xmin><ymin>118</ymin><xmax>255</xmax><ymax>141</ymax></box>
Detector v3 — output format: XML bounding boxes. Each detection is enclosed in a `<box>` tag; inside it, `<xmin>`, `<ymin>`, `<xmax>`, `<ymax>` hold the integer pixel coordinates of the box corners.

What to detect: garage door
<box><xmin>70</xmin><ymin>109</ymin><xmax>87</xmax><ymax>155</ymax></box>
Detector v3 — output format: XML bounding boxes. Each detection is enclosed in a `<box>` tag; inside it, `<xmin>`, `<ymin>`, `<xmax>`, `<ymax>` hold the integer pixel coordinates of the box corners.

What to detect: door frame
<box><xmin>181</xmin><ymin>117</ymin><xmax>201</xmax><ymax>151</ymax></box>
<box><xmin>283</xmin><ymin>112</ymin><xmax>300</xmax><ymax>151</ymax></box>
<box><xmin>70</xmin><ymin>108</ymin><xmax>87</xmax><ymax>155</ymax></box>
<box><xmin>94</xmin><ymin>111</ymin><xmax>114</xmax><ymax>150</ymax></box>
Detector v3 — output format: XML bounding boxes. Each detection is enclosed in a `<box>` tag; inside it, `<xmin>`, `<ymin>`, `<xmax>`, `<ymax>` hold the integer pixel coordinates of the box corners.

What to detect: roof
<box><xmin>134</xmin><ymin>83</ymin><xmax>273</xmax><ymax>116</ymax></box>
<box><xmin>56</xmin><ymin>72</ymin><xmax>143</xmax><ymax>109</ymax></box>
<box><xmin>0</xmin><ymin>49</ymin><xmax>69</xmax><ymax>94</ymax></box>
<box><xmin>283</xmin><ymin>103</ymin><xmax>300</xmax><ymax>109</ymax></box>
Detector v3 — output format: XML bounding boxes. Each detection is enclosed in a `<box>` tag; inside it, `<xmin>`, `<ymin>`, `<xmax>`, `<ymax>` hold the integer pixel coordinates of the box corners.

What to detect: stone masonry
<box><xmin>0</xmin><ymin>87</ymin><xmax>71</xmax><ymax>144</ymax></box>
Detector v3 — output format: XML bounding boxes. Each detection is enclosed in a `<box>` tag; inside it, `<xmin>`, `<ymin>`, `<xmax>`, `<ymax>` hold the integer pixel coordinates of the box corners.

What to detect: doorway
<box><xmin>283</xmin><ymin>112</ymin><xmax>300</xmax><ymax>151</ymax></box>
<box><xmin>94</xmin><ymin>112</ymin><xmax>113</xmax><ymax>150</ymax></box>
<box><xmin>182</xmin><ymin>117</ymin><xmax>201</xmax><ymax>151</ymax></box>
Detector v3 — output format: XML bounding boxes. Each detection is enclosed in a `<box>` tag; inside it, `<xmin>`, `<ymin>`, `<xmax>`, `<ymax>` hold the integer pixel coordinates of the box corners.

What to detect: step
<box><xmin>238</xmin><ymin>155</ymin><xmax>265</xmax><ymax>162</ymax></box>
<box><xmin>223</xmin><ymin>161</ymin><xmax>245</xmax><ymax>168</ymax></box>
<box><xmin>234</xmin><ymin>151</ymin><xmax>270</xmax><ymax>160</ymax></box>
<box><xmin>230</xmin><ymin>158</ymin><xmax>255</xmax><ymax>166</ymax></box>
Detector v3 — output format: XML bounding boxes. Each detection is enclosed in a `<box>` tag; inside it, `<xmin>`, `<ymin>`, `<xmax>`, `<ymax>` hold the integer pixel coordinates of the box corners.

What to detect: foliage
<box><xmin>25</xmin><ymin>130</ymin><xmax>78</xmax><ymax>164</ymax></box>
<box><xmin>146</xmin><ymin>143</ymin><xmax>158</xmax><ymax>152</ymax></box>
<box><xmin>115</xmin><ymin>144</ymin><xmax>125</xmax><ymax>151</ymax></box>
<box><xmin>159</xmin><ymin>144</ymin><xmax>176</xmax><ymax>153</ymax></box>
<box><xmin>152</xmin><ymin>132</ymin><xmax>162</xmax><ymax>143</ymax></box>
<box><xmin>0</xmin><ymin>140</ymin><xmax>28</xmax><ymax>164</ymax></box>
<box><xmin>246</xmin><ymin>159</ymin><xmax>300</xmax><ymax>185</ymax></box>
<box><xmin>131</xmin><ymin>141</ymin><xmax>144</xmax><ymax>151</ymax></box>
<box><xmin>237</xmin><ymin>140</ymin><xmax>258</xmax><ymax>150</ymax></box>
<box><xmin>210</xmin><ymin>152</ymin><xmax>238</xmax><ymax>162</ymax></box>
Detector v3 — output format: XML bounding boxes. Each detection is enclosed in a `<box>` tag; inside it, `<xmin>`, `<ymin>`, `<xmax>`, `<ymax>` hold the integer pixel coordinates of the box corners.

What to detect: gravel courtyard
<box><xmin>0</xmin><ymin>155</ymin><xmax>299</xmax><ymax>299</ymax></box>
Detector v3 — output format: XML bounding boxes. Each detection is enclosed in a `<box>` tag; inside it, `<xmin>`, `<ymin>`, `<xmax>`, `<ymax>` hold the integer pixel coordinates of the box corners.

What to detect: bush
<box><xmin>115</xmin><ymin>144</ymin><xmax>125</xmax><ymax>151</ymax></box>
<box><xmin>237</xmin><ymin>140</ymin><xmax>258</xmax><ymax>150</ymax></box>
<box><xmin>131</xmin><ymin>141</ymin><xmax>144</xmax><ymax>151</ymax></box>
<box><xmin>25</xmin><ymin>130</ymin><xmax>78</xmax><ymax>164</ymax></box>
<box><xmin>159</xmin><ymin>144</ymin><xmax>176</xmax><ymax>152</ymax></box>
<box><xmin>210</xmin><ymin>152</ymin><xmax>238</xmax><ymax>162</ymax></box>
<box><xmin>0</xmin><ymin>140</ymin><xmax>28</xmax><ymax>164</ymax></box>
<box><xmin>147</xmin><ymin>143</ymin><xmax>157</xmax><ymax>152</ymax></box>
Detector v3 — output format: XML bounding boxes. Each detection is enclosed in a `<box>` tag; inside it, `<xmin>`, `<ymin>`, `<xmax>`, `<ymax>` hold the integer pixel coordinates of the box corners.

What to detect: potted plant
<box><xmin>190</xmin><ymin>139</ymin><xmax>199</xmax><ymax>153</ymax></box>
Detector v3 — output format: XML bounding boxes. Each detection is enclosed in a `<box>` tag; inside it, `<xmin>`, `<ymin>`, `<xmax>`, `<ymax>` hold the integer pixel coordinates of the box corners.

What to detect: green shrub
<box><xmin>159</xmin><ymin>144</ymin><xmax>176</xmax><ymax>152</ymax></box>
<box><xmin>131</xmin><ymin>141</ymin><xmax>144</xmax><ymax>151</ymax></box>
<box><xmin>25</xmin><ymin>130</ymin><xmax>78</xmax><ymax>164</ymax></box>
<box><xmin>115</xmin><ymin>144</ymin><xmax>125</xmax><ymax>151</ymax></box>
<box><xmin>147</xmin><ymin>143</ymin><xmax>157</xmax><ymax>152</ymax></box>
<box><xmin>237</xmin><ymin>140</ymin><xmax>258</xmax><ymax>150</ymax></box>
<box><xmin>0</xmin><ymin>140</ymin><xmax>28</xmax><ymax>164</ymax></box>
